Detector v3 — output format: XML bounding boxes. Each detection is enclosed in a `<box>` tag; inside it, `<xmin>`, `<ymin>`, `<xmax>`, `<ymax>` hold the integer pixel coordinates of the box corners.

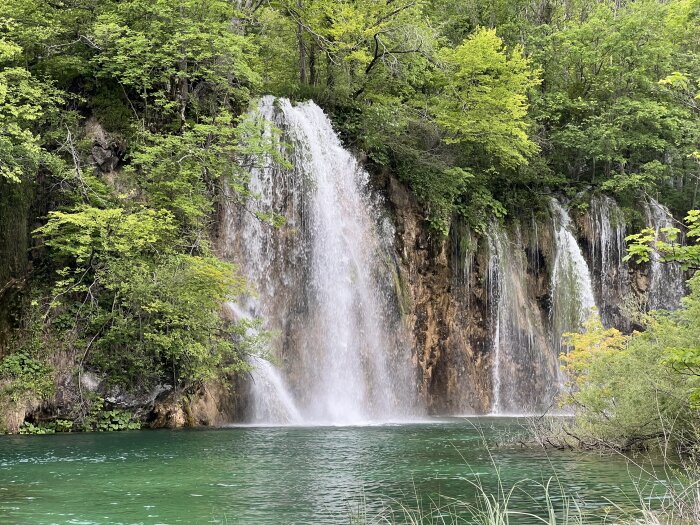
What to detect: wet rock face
<box><xmin>385</xmin><ymin>173</ymin><xmax>559</xmax><ymax>414</ymax></box>
<box><xmin>383</xmin><ymin>174</ymin><xmax>490</xmax><ymax>414</ymax></box>
<box><xmin>384</xmin><ymin>182</ymin><xmax>687</xmax><ymax>415</ymax></box>
<box><xmin>575</xmin><ymin>196</ymin><xmax>634</xmax><ymax>332</ymax></box>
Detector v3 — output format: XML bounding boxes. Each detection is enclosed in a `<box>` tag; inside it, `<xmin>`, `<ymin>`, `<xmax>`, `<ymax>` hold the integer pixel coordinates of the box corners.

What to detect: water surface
<box><xmin>0</xmin><ymin>418</ymin><xmax>662</xmax><ymax>524</ymax></box>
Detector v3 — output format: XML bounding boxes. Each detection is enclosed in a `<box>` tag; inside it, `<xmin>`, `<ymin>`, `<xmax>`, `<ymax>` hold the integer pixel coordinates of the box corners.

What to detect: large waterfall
<box><xmin>223</xmin><ymin>97</ymin><xmax>416</xmax><ymax>425</ymax></box>
<box><xmin>222</xmin><ymin>98</ymin><xmax>689</xmax><ymax>420</ymax></box>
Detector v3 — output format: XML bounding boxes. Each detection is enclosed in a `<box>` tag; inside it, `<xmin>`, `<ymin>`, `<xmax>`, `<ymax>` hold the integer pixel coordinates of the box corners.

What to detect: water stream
<box><xmin>485</xmin><ymin>224</ymin><xmax>554</xmax><ymax>414</ymax></box>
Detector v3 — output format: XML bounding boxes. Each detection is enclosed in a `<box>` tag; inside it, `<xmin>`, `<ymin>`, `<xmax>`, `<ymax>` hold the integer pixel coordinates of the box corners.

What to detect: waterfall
<box><xmin>247</xmin><ymin>356</ymin><xmax>303</xmax><ymax>424</ymax></box>
<box><xmin>224</xmin><ymin>302</ymin><xmax>302</xmax><ymax>425</ymax></box>
<box><xmin>485</xmin><ymin>223</ymin><xmax>557</xmax><ymax>414</ymax></box>
<box><xmin>223</xmin><ymin>97</ymin><xmax>416</xmax><ymax>425</ymax></box>
<box><xmin>550</xmin><ymin>199</ymin><xmax>597</xmax><ymax>354</ymax></box>
<box><xmin>586</xmin><ymin>196</ymin><xmax>631</xmax><ymax>329</ymax></box>
<box><xmin>644</xmin><ymin>198</ymin><xmax>686</xmax><ymax>311</ymax></box>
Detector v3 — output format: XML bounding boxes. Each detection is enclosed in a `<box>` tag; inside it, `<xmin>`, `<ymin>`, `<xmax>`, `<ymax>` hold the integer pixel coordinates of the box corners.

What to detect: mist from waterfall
<box><xmin>247</xmin><ymin>356</ymin><xmax>304</xmax><ymax>424</ymax></box>
<box><xmin>223</xmin><ymin>97</ymin><xmax>416</xmax><ymax>425</ymax></box>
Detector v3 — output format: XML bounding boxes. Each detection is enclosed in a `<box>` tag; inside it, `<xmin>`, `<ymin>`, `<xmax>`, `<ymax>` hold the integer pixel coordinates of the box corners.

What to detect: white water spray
<box><xmin>486</xmin><ymin>223</ymin><xmax>557</xmax><ymax>414</ymax></box>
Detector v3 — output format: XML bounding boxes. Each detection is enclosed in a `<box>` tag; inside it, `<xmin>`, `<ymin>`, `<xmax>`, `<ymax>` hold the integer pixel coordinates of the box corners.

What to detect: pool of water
<box><xmin>0</xmin><ymin>418</ymin><xmax>663</xmax><ymax>524</ymax></box>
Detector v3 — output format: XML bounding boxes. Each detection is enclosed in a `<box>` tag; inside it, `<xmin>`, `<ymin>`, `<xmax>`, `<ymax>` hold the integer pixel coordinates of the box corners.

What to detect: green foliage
<box><xmin>54</xmin><ymin>419</ymin><xmax>74</xmax><ymax>432</ymax></box>
<box><xmin>0</xmin><ymin>0</ymin><xmax>291</xmax><ymax>407</ymax></box>
<box><xmin>126</xmin><ymin>109</ymin><xmax>285</xmax><ymax>235</ymax></box>
<box><xmin>425</xmin><ymin>0</ymin><xmax>700</xmax><ymax>210</ymax></box>
<box><xmin>561</xmin><ymin>305</ymin><xmax>700</xmax><ymax>449</ymax></box>
<box><xmin>431</xmin><ymin>28</ymin><xmax>539</xmax><ymax>168</ymax></box>
<box><xmin>625</xmin><ymin>208</ymin><xmax>700</xmax><ymax>408</ymax></box>
<box><xmin>257</xmin><ymin>0</ymin><xmax>430</xmax><ymax>98</ymax></box>
<box><xmin>91</xmin><ymin>0</ymin><xmax>260</xmax><ymax>126</ymax></box>
<box><xmin>562</xmin><ymin>311</ymin><xmax>627</xmax><ymax>388</ymax></box>
<box><xmin>663</xmin><ymin>279</ymin><xmax>700</xmax><ymax>408</ymax></box>
<box><xmin>0</xmin><ymin>45</ymin><xmax>62</xmax><ymax>183</ymax></box>
<box><xmin>18</xmin><ymin>419</ymin><xmax>74</xmax><ymax>435</ymax></box>
<box><xmin>34</xmin><ymin>204</ymin><xmax>252</xmax><ymax>389</ymax></box>
<box><xmin>37</xmin><ymin>207</ymin><xmax>178</xmax><ymax>265</ymax></box>
<box><xmin>626</xmin><ymin>209</ymin><xmax>700</xmax><ymax>270</ymax></box>
<box><xmin>84</xmin><ymin>397</ymin><xmax>140</xmax><ymax>432</ymax></box>
<box><xmin>18</xmin><ymin>422</ymin><xmax>54</xmax><ymax>435</ymax></box>
<box><xmin>563</xmin><ymin>213</ymin><xmax>700</xmax><ymax>448</ymax></box>
<box><xmin>0</xmin><ymin>351</ymin><xmax>54</xmax><ymax>403</ymax></box>
<box><xmin>535</xmin><ymin>0</ymin><xmax>699</xmax><ymax>201</ymax></box>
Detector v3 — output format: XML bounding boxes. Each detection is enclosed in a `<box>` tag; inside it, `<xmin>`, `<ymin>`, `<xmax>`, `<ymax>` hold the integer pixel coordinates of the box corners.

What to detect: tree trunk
<box><xmin>309</xmin><ymin>42</ymin><xmax>317</xmax><ymax>86</ymax></box>
<box><xmin>297</xmin><ymin>0</ymin><xmax>307</xmax><ymax>85</ymax></box>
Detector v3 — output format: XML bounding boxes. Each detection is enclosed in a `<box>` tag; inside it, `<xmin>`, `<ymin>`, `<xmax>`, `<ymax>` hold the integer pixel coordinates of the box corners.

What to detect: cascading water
<box><xmin>221</xmin><ymin>99</ymin><xmax>689</xmax><ymax>421</ymax></box>
<box><xmin>644</xmin><ymin>198</ymin><xmax>686</xmax><ymax>311</ymax></box>
<box><xmin>485</xmin><ymin>223</ymin><xmax>557</xmax><ymax>413</ymax></box>
<box><xmin>223</xmin><ymin>97</ymin><xmax>416</xmax><ymax>425</ymax></box>
<box><xmin>550</xmin><ymin>199</ymin><xmax>597</xmax><ymax>354</ymax></box>
<box><xmin>586</xmin><ymin>196</ymin><xmax>631</xmax><ymax>330</ymax></box>
<box><xmin>224</xmin><ymin>302</ymin><xmax>303</xmax><ymax>424</ymax></box>
<box><xmin>247</xmin><ymin>356</ymin><xmax>303</xmax><ymax>424</ymax></box>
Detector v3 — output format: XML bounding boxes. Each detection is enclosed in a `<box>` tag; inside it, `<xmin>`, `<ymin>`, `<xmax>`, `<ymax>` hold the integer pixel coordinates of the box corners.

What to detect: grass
<box><xmin>346</xmin><ymin>476</ymin><xmax>586</xmax><ymax>525</ymax></box>
<box><xmin>344</xmin><ymin>428</ymin><xmax>700</xmax><ymax>525</ymax></box>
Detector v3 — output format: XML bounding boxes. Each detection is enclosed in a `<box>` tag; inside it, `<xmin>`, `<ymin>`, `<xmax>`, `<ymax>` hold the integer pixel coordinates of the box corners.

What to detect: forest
<box><xmin>1</xmin><ymin>0</ymin><xmax>700</xmax><ymax>523</ymax></box>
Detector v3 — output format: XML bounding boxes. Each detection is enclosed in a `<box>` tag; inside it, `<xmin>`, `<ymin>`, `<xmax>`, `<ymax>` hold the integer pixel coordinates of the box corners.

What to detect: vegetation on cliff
<box><xmin>0</xmin><ymin>0</ymin><xmax>699</xmax><ymax>432</ymax></box>
<box><xmin>550</xmin><ymin>212</ymin><xmax>700</xmax><ymax>454</ymax></box>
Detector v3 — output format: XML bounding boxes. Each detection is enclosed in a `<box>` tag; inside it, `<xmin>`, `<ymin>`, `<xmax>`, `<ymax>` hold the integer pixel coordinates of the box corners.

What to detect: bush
<box><xmin>0</xmin><ymin>351</ymin><xmax>54</xmax><ymax>402</ymax></box>
<box><xmin>559</xmin><ymin>277</ymin><xmax>700</xmax><ymax>451</ymax></box>
<box><xmin>83</xmin><ymin>397</ymin><xmax>140</xmax><ymax>432</ymax></box>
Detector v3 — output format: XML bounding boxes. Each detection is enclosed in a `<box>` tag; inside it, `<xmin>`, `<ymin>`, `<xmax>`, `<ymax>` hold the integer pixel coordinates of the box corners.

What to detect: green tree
<box><xmin>563</xmin><ymin>208</ymin><xmax>700</xmax><ymax>448</ymax></box>
<box><xmin>90</xmin><ymin>0</ymin><xmax>261</xmax><ymax>127</ymax></box>
<box><xmin>430</xmin><ymin>28</ymin><xmax>539</xmax><ymax>168</ymax></box>
<box><xmin>0</xmin><ymin>21</ymin><xmax>62</xmax><ymax>183</ymax></box>
<box><xmin>34</xmin><ymin>206</ymin><xmax>257</xmax><ymax>389</ymax></box>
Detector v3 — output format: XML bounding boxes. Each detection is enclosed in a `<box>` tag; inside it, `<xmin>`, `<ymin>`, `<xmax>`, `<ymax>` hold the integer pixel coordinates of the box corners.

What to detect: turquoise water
<box><xmin>0</xmin><ymin>418</ymin><xmax>662</xmax><ymax>524</ymax></box>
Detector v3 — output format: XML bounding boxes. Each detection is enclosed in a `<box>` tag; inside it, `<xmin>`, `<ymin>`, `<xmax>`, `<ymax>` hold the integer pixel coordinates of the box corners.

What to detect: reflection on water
<box><xmin>0</xmin><ymin>418</ymin><xmax>664</xmax><ymax>524</ymax></box>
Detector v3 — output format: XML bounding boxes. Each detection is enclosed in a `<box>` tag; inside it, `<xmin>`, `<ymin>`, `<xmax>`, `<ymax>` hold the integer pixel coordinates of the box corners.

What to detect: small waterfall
<box><xmin>247</xmin><ymin>356</ymin><xmax>303</xmax><ymax>424</ymax></box>
<box><xmin>550</xmin><ymin>199</ymin><xmax>597</xmax><ymax>354</ymax></box>
<box><xmin>225</xmin><ymin>302</ymin><xmax>302</xmax><ymax>424</ymax></box>
<box><xmin>586</xmin><ymin>196</ymin><xmax>631</xmax><ymax>329</ymax></box>
<box><xmin>223</xmin><ymin>97</ymin><xmax>416</xmax><ymax>425</ymax></box>
<box><xmin>485</xmin><ymin>223</ymin><xmax>556</xmax><ymax>414</ymax></box>
<box><xmin>644</xmin><ymin>199</ymin><xmax>686</xmax><ymax>311</ymax></box>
